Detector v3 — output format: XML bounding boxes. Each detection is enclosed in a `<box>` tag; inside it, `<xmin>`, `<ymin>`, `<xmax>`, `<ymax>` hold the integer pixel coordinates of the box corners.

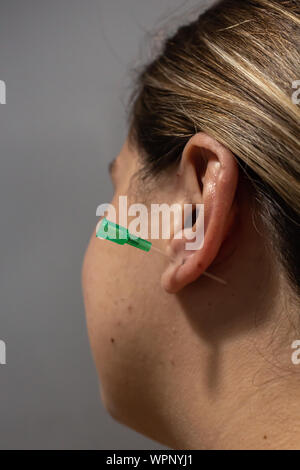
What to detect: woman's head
<box><xmin>82</xmin><ymin>0</ymin><xmax>300</xmax><ymax>449</ymax></box>
<box><xmin>128</xmin><ymin>0</ymin><xmax>300</xmax><ymax>293</ymax></box>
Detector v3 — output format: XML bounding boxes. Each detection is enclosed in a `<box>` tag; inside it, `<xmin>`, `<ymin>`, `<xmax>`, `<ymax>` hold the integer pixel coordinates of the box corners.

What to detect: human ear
<box><xmin>161</xmin><ymin>132</ymin><xmax>239</xmax><ymax>293</ymax></box>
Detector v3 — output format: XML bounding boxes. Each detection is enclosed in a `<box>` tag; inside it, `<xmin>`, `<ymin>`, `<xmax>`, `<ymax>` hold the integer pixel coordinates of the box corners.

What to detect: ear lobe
<box><xmin>161</xmin><ymin>132</ymin><xmax>239</xmax><ymax>294</ymax></box>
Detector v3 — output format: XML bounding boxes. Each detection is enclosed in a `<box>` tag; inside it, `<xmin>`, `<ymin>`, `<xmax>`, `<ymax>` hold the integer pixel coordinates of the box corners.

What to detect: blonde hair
<box><xmin>127</xmin><ymin>0</ymin><xmax>300</xmax><ymax>292</ymax></box>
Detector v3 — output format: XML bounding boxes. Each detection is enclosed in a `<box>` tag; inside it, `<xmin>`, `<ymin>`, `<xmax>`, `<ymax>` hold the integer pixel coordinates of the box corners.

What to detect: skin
<box><xmin>82</xmin><ymin>133</ymin><xmax>300</xmax><ymax>450</ymax></box>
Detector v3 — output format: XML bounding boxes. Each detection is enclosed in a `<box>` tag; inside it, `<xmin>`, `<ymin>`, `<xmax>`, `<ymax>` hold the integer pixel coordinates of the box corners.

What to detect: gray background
<box><xmin>0</xmin><ymin>0</ymin><xmax>215</xmax><ymax>450</ymax></box>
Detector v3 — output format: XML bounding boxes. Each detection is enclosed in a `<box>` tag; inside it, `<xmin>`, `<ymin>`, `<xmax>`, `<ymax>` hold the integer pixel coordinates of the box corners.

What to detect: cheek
<box><xmin>82</xmin><ymin>229</ymin><xmax>167</xmax><ymax>428</ymax></box>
